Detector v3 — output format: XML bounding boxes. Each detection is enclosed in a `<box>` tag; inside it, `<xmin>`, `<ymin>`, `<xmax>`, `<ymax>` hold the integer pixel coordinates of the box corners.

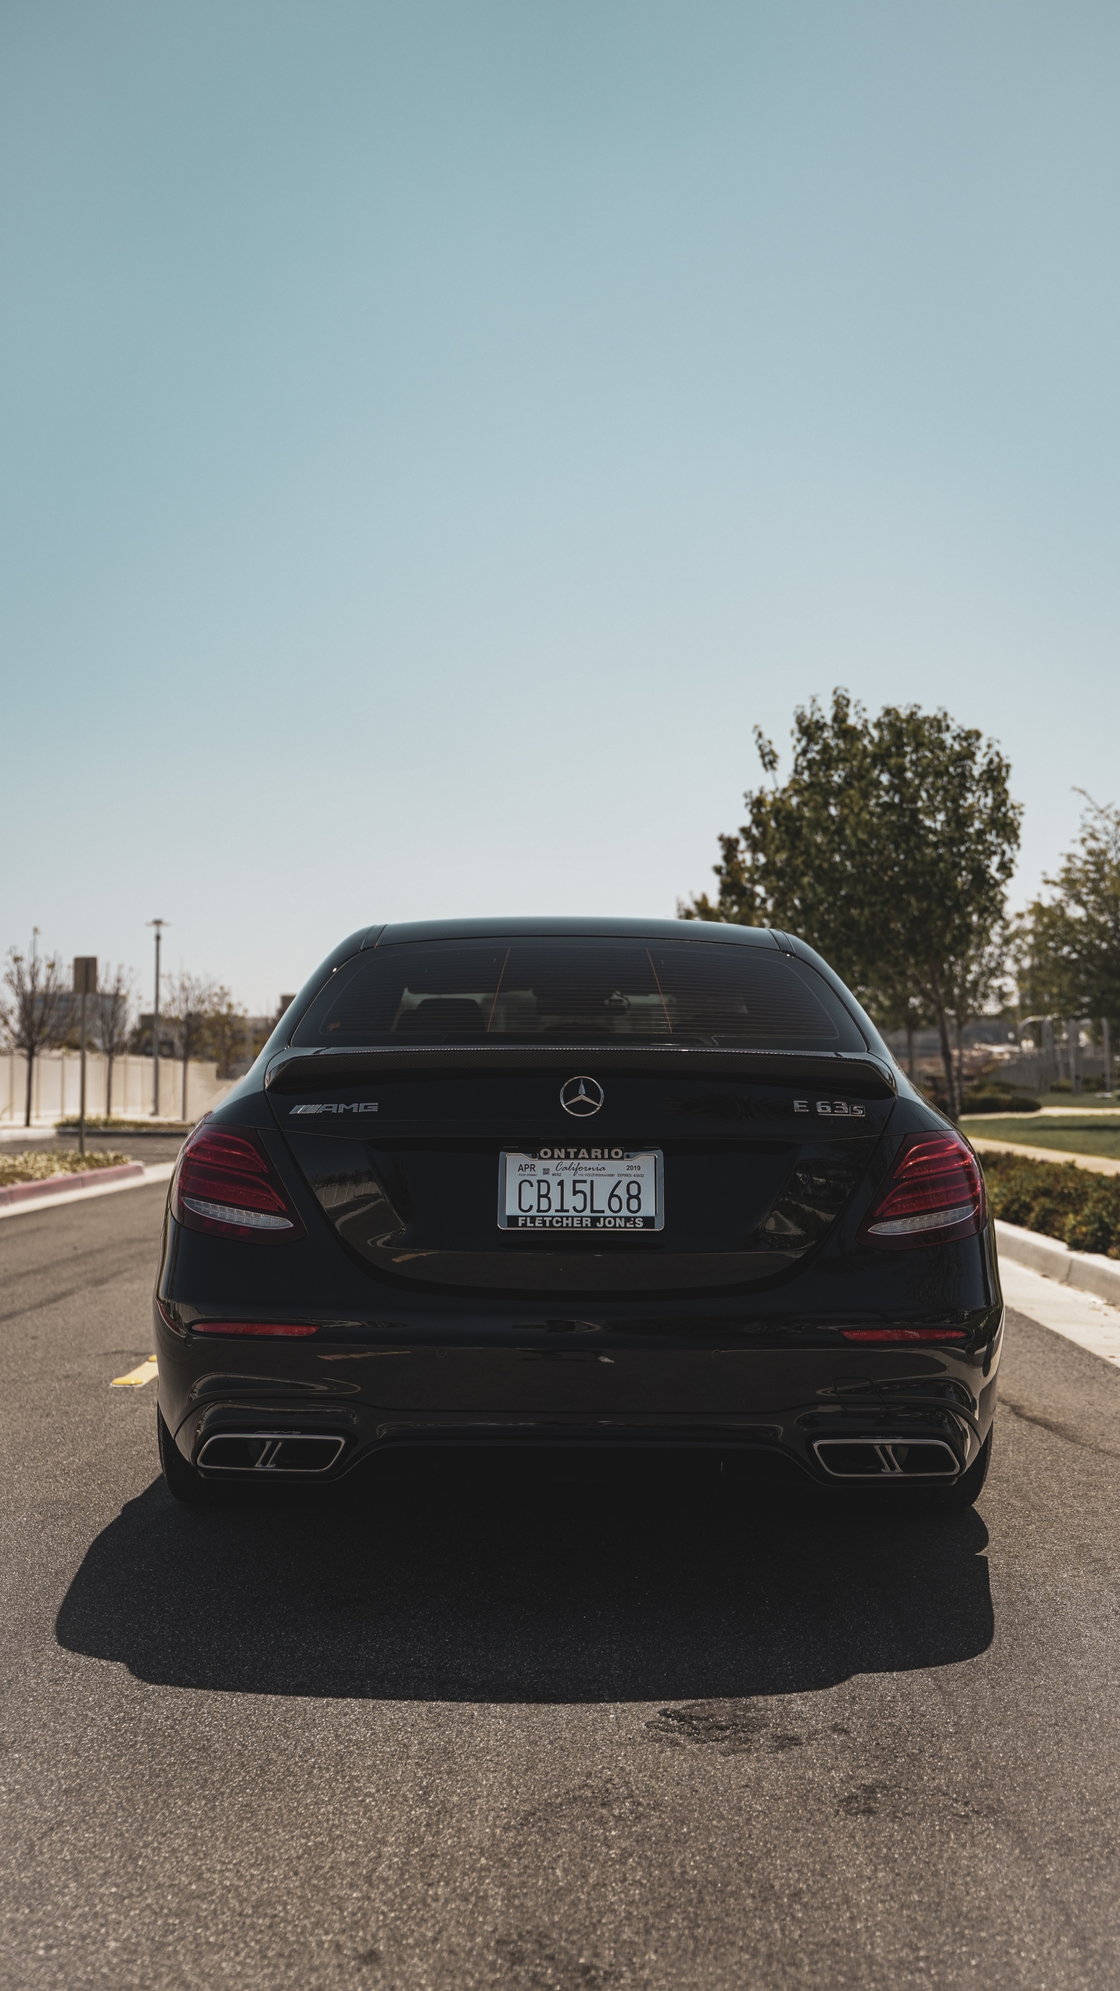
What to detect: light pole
<box><xmin>148</xmin><ymin>920</ymin><xmax>167</xmax><ymax>1116</ymax></box>
<box><xmin>31</xmin><ymin>928</ymin><xmax>41</xmax><ymax>1120</ymax></box>
<box><xmin>72</xmin><ymin>958</ymin><xmax>97</xmax><ymax>1157</ymax></box>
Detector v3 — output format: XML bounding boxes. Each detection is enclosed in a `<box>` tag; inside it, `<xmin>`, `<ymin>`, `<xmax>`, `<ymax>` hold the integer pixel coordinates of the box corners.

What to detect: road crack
<box><xmin>1000</xmin><ymin>1397</ymin><xmax>1120</xmax><ymax>1459</ymax></box>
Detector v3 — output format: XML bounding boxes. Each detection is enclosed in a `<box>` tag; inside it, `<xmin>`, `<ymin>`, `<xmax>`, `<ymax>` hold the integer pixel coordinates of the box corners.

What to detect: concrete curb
<box><xmin>0</xmin><ymin>1160</ymin><xmax>174</xmax><ymax>1219</ymax></box>
<box><xmin>0</xmin><ymin>1160</ymin><xmax>145</xmax><ymax>1208</ymax></box>
<box><xmin>54</xmin><ymin>1124</ymin><xmax>191</xmax><ymax>1138</ymax></box>
<box><xmin>995</xmin><ymin>1218</ymin><xmax>1120</xmax><ymax>1308</ymax></box>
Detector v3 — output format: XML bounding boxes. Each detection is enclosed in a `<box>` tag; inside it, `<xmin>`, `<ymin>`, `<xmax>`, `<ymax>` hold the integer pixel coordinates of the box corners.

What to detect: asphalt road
<box><xmin>2</xmin><ymin>1186</ymin><xmax>1119</xmax><ymax>1991</ymax></box>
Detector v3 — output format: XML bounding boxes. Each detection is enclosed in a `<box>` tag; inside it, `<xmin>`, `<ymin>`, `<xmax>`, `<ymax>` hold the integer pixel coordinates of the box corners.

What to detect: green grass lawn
<box><xmin>961</xmin><ymin>1116</ymin><xmax>1120</xmax><ymax>1160</ymax></box>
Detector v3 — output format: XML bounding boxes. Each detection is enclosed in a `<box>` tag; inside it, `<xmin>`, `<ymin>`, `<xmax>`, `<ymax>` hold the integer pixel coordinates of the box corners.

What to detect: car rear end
<box><xmin>154</xmin><ymin>920</ymin><xmax>1001</xmax><ymax>1502</ymax></box>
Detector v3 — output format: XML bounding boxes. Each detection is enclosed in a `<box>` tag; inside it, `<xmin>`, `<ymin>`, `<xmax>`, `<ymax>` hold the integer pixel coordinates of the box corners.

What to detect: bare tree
<box><xmin>1</xmin><ymin>944</ymin><xmax>67</xmax><ymax>1126</ymax></box>
<box><xmin>87</xmin><ymin>964</ymin><xmax>137</xmax><ymax>1120</ymax></box>
<box><xmin>162</xmin><ymin>971</ymin><xmax>219</xmax><ymax>1120</ymax></box>
<box><xmin>206</xmin><ymin>986</ymin><xmax>250</xmax><ymax>1078</ymax></box>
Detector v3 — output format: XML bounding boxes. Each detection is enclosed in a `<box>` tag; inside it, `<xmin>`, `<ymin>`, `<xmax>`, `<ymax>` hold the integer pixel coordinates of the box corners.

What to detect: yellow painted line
<box><xmin>111</xmin><ymin>1355</ymin><xmax>158</xmax><ymax>1389</ymax></box>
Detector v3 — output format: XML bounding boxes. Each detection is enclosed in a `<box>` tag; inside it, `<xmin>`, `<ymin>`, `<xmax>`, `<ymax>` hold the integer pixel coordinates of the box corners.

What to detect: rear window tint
<box><xmin>292</xmin><ymin>940</ymin><xmax>866</xmax><ymax>1051</ymax></box>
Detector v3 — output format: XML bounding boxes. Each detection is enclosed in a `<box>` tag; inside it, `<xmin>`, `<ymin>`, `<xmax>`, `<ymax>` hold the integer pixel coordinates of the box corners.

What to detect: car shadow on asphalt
<box><xmin>56</xmin><ymin>1450</ymin><xmax>993</xmax><ymax>1701</ymax></box>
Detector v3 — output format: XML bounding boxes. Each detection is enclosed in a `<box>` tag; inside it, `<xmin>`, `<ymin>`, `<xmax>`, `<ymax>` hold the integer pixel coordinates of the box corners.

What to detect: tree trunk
<box><xmin>906</xmin><ymin>1017</ymin><xmax>915</xmax><ymax>1079</ymax></box>
<box><xmin>954</xmin><ymin>1015</ymin><xmax>965</xmax><ymax>1110</ymax></box>
<box><xmin>24</xmin><ymin>1050</ymin><xmax>34</xmax><ymax>1127</ymax></box>
<box><xmin>106</xmin><ymin>1053</ymin><xmax>114</xmax><ymax>1122</ymax></box>
<box><xmin>934</xmin><ymin>1004</ymin><xmax>958</xmax><ymax>1118</ymax></box>
<box><xmin>181</xmin><ymin>1048</ymin><xmax>189</xmax><ymax>1122</ymax></box>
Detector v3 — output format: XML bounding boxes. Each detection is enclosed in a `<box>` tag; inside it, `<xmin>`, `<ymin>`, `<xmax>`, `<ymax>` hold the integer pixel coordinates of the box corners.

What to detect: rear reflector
<box><xmin>191</xmin><ymin>1320</ymin><xmax>318</xmax><ymax>1337</ymax></box>
<box><xmin>171</xmin><ymin>1125</ymin><xmax>303</xmax><ymax>1241</ymax></box>
<box><xmin>860</xmin><ymin>1133</ymin><xmax>986</xmax><ymax>1249</ymax></box>
<box><xmin>840</xmin><ymin>1328</ymin><xmax>966</xmax><ymax>1342</ymax></box>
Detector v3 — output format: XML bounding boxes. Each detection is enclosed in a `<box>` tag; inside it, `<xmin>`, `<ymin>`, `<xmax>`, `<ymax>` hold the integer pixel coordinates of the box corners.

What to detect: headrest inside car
<box><xmin>394</xmin><ymin>996</ymin><xmax>486</xmax><ymax>1036</ymax></box>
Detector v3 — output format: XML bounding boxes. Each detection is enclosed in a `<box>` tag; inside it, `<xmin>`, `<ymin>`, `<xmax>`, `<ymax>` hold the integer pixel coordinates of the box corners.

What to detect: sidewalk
<box><xmin>970</xmin><ymin>1135</ymin><xmax>1120</xmax><ymax>1177</ymax></box>
<box><xmin>1000</xmin><ymin>1254</ymin><xmax>1120</xmax><ymax>1370</ymax></box>
<box><xmin>1031</xmin><ymin>1103</ymin><xmax>1120</xmax><ymax>1116</ymax></box>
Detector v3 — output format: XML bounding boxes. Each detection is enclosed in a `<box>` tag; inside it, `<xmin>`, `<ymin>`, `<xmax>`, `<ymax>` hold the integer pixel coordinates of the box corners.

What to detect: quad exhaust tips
<box><xmin>196</xmin><ymin>1431</ymin><xmax>346</xmax><ymax>1475</ymax></box>
<box><xmin>813</xmin><ymin>1437</ymin><xmax>960</xmax><ymax>1480</ymax></box>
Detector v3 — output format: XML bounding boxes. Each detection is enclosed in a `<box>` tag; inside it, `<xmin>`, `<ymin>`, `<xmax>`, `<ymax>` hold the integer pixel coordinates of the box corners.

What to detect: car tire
<box><xmin>157</xmin><ymin>1407</ymin><xmax>217</xmax><ymax>1505</ymax></box>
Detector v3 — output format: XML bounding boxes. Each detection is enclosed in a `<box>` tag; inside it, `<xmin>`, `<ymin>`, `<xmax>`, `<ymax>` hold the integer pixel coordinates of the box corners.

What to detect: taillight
<box><xmin>171</xmin><ymin>1126</ymin><xmax>303</xmax><ymax>1240</ymax></box>
<box><xmin>860</xmin><ymin>1133</ymin><xmax>986</xmax><ymax>1248</ymax></box>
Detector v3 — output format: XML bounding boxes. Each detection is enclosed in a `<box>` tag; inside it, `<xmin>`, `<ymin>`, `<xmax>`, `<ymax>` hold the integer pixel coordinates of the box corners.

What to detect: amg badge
<box><xmin>289</xmin><ymin>1102</ymin><xmax>378</xmax><ymax>1115</ymax></box>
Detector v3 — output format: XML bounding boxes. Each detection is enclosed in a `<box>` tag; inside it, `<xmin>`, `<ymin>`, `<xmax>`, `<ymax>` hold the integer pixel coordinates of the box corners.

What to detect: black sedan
<box><xmin>154</xmin><ymin>917</ymin><xmax>999</xmax><ymax>1509</ymax></box>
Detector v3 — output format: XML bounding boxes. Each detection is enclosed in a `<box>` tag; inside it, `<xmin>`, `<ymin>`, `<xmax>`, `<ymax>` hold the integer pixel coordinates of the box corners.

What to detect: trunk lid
<box><xmin>266</xmin><ymin>1048</ymin><xmax>895</xmax><ymax>1295</ymax></box>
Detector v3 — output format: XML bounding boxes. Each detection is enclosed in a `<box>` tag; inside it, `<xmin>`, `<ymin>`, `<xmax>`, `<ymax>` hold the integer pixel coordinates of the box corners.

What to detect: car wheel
<box><xmin>157</xmin><ymin>1407</ymin><xmax>217</xmax><ymax>1505</ymax></box>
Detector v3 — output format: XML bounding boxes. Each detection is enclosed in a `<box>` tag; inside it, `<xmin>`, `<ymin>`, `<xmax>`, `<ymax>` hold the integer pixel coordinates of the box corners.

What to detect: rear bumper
<box><xmin>155</xmin><ymin>1306</ymin><xmax>1001</xmax><ymax>1488</ymax></box>
<box><xmin>176</xmin><ymin>1405</ymin><xmax>991</xmax><ymax>1486</ymax></box>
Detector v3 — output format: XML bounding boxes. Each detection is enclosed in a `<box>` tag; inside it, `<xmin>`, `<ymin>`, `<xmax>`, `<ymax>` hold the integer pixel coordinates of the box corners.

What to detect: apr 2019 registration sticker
<box><xmin>497</xmin><ymin>1148</ymin><xmax>664</xmax><ymax>1232</ymax></box>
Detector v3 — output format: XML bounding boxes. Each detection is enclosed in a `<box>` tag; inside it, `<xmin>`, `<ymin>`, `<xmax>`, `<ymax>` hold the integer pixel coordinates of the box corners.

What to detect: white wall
<box><xmin>0</xmin><ymin>1050</ymin><xmax>236</xmax><ymax>1124</ymax></box>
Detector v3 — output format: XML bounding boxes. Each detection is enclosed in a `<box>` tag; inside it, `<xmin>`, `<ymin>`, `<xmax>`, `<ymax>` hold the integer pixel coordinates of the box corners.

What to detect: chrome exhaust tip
<box><xmin>196</xmin><ymin>1431</ymin><xmax>346</xmax><ymax>1475</ymax></box>
<box><xmin>813</xmin><ymin>1437</ymin><xmax>960</xmax><ymax>1480</ymax></box>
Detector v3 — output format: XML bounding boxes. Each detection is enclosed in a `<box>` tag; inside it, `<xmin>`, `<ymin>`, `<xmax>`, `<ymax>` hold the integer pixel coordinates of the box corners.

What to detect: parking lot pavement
<box><xmin>2</xmin><ymin>1187</ymin><xmax>1119</xmax><ymax>1990</ymax></box>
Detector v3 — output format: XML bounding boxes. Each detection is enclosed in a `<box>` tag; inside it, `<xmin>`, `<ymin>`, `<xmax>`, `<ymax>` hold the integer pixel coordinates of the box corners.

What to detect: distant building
<box><xmin>48</xmin><ymin>991</ymin><xmax>130</xmax><ymax>1045</ymax></box>
<box><xmin>133</xmin><ymin>1015</ymin><xmax>186</xmax><ymax>1060</ymax></box>
<box><xmin>881</xmin><ymin>1018</ymin><xmax>1018</xmax><ymax>1063</ymax></box>
<box><xmin>134</xmin><ymin>996</ymin><xmax>296</xmax><ymax>1076</ymax></box>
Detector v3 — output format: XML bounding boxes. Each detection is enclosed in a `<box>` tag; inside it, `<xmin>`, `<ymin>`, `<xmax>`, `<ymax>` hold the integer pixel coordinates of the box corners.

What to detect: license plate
<box><xmin>498</xmin><ymin>1149</ymin><xmax>663</xmax><ymax>1231</ymax></box>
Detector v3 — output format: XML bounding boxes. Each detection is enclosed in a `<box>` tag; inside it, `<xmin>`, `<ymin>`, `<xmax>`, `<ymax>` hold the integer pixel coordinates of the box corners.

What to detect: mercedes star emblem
<box><xmin>560</xmin><ymin>1075</ymin><xmax>605</xmax><ymax>1117</ymax></box>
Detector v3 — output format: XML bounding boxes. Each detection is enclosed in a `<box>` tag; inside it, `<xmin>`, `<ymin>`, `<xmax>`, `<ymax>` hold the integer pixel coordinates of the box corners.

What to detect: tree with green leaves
<box><xmin>1017</xmin><ymin>792</ymin><xmax>1120</xmax><ymax>1027</ymax></box>
<box><xmin>681</xmin><ymin>690</ymin><xmax>1021</xmax><ymax>1113</ymax></box>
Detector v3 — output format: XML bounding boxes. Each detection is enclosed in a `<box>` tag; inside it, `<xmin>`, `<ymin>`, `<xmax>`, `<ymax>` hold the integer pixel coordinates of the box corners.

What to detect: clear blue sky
<box><xmin>3</xmin><ymin>1</ymin><xmax>1118</xmax><ymax>1012</ymax></box>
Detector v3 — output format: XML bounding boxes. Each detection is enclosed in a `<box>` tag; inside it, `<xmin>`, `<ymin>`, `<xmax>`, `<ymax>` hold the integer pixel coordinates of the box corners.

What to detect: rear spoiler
<box><xmin>265</xmin><ymin>1045</ymin><xmax>897</xmax><ymax>1099</ymax></box>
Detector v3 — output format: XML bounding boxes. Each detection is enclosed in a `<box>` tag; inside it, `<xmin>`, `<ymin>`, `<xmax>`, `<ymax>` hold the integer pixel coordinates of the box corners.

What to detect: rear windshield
<box><xmin>292</xmin><ymin>939</ymin><xmax>866</xmax><ymax>1051</ymax></box>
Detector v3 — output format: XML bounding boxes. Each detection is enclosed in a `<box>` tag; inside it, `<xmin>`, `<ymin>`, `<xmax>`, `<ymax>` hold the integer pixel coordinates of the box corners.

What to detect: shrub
<box><xmin>0</xmin><ymin>1149</ymin><xmax>131</xmax><ymax>1187</ymax></box>
<box><xmin>960</xmin><ymin>1086</ymin><xmax>1039</xmax><ymax>1114</ymax></box>
<box><xmin>918</xmin><ymin>1078</ymin><xmax>1039</xmax><ymax>1118</ymax></box>
<box><xmin>1063</xmin><ymin>1202</ymin><xmax>1119</xmax><ymax>1256</ymax></box>
<box><xmin>980</xmin><ymin>1150</ymin><xmax>1120</xmax><ymax>1258</ymax></box>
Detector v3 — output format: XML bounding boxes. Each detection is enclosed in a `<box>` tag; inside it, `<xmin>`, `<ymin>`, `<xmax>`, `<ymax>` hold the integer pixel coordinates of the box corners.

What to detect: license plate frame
<box><xmin>497</xmin><ymin>1148</ymin><xmax>664</xmax><ymax>1233</ymax></box>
